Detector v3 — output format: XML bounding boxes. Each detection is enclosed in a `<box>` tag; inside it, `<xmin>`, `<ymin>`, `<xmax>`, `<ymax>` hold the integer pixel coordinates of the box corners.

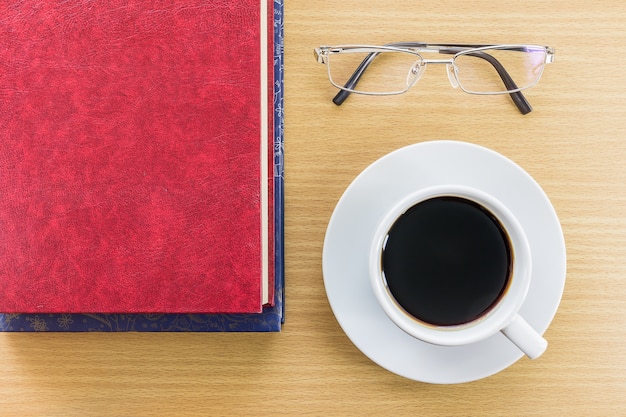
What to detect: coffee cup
<box><xmin>369</xmin><ymin>184</ymin><xmax>547</xmax><ymax>359</ymax></box>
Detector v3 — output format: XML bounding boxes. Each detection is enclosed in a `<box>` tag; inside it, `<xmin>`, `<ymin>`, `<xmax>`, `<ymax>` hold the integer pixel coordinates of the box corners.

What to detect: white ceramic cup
<box><xmin>369</xmin><ymin>184</ymin><xmax>547</xmax><ymax>359</ymax></box>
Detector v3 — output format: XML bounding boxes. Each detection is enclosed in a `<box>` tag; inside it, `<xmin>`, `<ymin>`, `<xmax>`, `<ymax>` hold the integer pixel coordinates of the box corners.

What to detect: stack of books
<box><xmin>0</xmin><ymin>0</ymin><xmax>284</xmax><ymax>331</ymax></box>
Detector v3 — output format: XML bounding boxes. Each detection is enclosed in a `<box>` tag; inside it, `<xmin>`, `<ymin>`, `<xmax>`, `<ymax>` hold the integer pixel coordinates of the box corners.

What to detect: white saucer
<box><xmin>322</xmin><ymin>141</ymin><xmax>566</xmax><ymax>384</ymax></box>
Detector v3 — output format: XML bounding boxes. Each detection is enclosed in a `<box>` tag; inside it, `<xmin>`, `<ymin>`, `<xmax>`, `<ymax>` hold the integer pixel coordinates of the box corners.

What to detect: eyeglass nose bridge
<box><xmin>408</xmin><ymin>58</ymin><xmax>460</xmax><ymax>90</ymax></box>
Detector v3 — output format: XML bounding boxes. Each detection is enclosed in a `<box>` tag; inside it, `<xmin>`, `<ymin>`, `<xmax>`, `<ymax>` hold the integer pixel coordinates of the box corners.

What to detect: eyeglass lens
<box><xmin>454</xmin><ymin>47</ymin><xmax>547</xmax><ymax>94</ymax></box>
<box><xmin>328</xmin><ymin>50</ymin><xmax>422</xmax><ymax>94</ymax></box>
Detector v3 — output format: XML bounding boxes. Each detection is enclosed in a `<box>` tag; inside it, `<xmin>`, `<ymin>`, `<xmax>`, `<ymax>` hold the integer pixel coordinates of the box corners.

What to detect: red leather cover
<box><xmin>266</xmin><ymin>0</ymin><xmax>276</xmax><ymax>306</ymax></box>
<box><xmin>0</xmin><ymin>1</ymin><xmax>269</xmax><ymax>313</ymax></box>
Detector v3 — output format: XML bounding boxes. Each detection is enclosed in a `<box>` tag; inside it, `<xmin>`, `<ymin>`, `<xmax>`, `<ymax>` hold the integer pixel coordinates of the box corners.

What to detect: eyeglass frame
<box><xmin>314</xmin><ymin>42</ymin><xmax>555</xmax><ymax>115</ymax></box>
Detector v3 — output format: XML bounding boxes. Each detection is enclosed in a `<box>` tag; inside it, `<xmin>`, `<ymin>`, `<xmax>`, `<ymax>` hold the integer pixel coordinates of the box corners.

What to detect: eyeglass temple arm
<box><xmin>332</xmin><ymin>43</ymin><xmax>533</xmax><ymax>115</ymax></box>
<box><xmin>331</xmin><ymin>52</ymin><xmax>381</xmax><ymax>106</ymax></box>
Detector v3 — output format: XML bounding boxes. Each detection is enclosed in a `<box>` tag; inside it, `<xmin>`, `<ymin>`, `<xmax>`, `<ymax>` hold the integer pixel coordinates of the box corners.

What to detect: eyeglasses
<box><xmin>314</xmin><ymin>42</ymin><xmax>555</xmax><ymax>114</ymax></box>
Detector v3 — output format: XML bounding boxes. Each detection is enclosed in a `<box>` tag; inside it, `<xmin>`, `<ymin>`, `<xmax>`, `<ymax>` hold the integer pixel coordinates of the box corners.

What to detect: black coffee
<box><xmin>382</xmin><ymin>196</ymin><xmax>512</xmax><ymax>326</ymax></box>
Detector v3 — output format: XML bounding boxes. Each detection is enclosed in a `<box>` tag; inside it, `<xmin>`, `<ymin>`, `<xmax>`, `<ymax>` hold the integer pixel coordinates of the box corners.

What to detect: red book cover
<box><xmin>0</xmin><ymin>1</ymin><xmax>272</xmax><ymax>314</ymax></box>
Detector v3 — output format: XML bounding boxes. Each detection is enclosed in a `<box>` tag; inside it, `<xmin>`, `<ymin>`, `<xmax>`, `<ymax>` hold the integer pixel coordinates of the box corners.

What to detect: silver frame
<box><xmin>314</xmin><ymin>43</ymin><xmax>555</xmax><ymax>96</ymax></box>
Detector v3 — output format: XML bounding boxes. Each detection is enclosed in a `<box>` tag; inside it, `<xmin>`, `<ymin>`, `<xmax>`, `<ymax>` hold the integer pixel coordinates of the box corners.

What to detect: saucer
<box><xmin>322</xmin><ymin>141</ymin><xmax>566</xmax><ymax>384</ymax></box>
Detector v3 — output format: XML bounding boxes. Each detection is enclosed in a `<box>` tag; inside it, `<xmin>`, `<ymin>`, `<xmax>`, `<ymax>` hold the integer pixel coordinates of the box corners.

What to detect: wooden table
<box><xmin>2</xmin><ymin>1</ymin><xmax>625</xmax><ymax>415</ymax></box>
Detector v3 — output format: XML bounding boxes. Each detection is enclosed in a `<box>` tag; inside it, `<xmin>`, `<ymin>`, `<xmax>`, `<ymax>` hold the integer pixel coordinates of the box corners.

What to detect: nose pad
<box><xmin>447</xmin><ymin>64</ymin><xmax>459</xmax><ymax>89</ymax></box>
<box><xmin>406</xmin><ymin>61</ymin><xmax>425</xmax><ymax>88</ymax></box>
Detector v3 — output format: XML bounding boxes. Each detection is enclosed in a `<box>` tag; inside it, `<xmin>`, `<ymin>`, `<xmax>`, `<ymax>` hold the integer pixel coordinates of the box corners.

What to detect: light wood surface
<box><xmin>2</xmin><ymin>1</ymin><xmax>626</xmax><ymax>416</ymax></box>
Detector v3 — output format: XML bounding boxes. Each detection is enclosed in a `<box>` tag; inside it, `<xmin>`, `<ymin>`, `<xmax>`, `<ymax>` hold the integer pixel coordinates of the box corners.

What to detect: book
<box><xmin>0</xmin><ymin>0</ymin><xmax>284</xmax><ymax>332</ymax></box>
<box><xmin>0</xmin><ymin>0</ymin><xmax>278</xmax><ymax>317</ymax></box>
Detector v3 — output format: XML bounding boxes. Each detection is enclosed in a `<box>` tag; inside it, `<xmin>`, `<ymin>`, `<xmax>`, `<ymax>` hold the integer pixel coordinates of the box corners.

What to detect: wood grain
<box><xmin>1</xmin><ymin>1</ymin><xmax>625</xmax><ymax>415</ymax></box>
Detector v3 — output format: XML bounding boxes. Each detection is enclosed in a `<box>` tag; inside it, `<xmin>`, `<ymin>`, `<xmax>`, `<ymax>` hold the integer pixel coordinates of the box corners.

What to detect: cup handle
<box><xmin>500</xmin><ymin>314</ymin><xmax>548</xmax><ymax>359</ymax></box>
